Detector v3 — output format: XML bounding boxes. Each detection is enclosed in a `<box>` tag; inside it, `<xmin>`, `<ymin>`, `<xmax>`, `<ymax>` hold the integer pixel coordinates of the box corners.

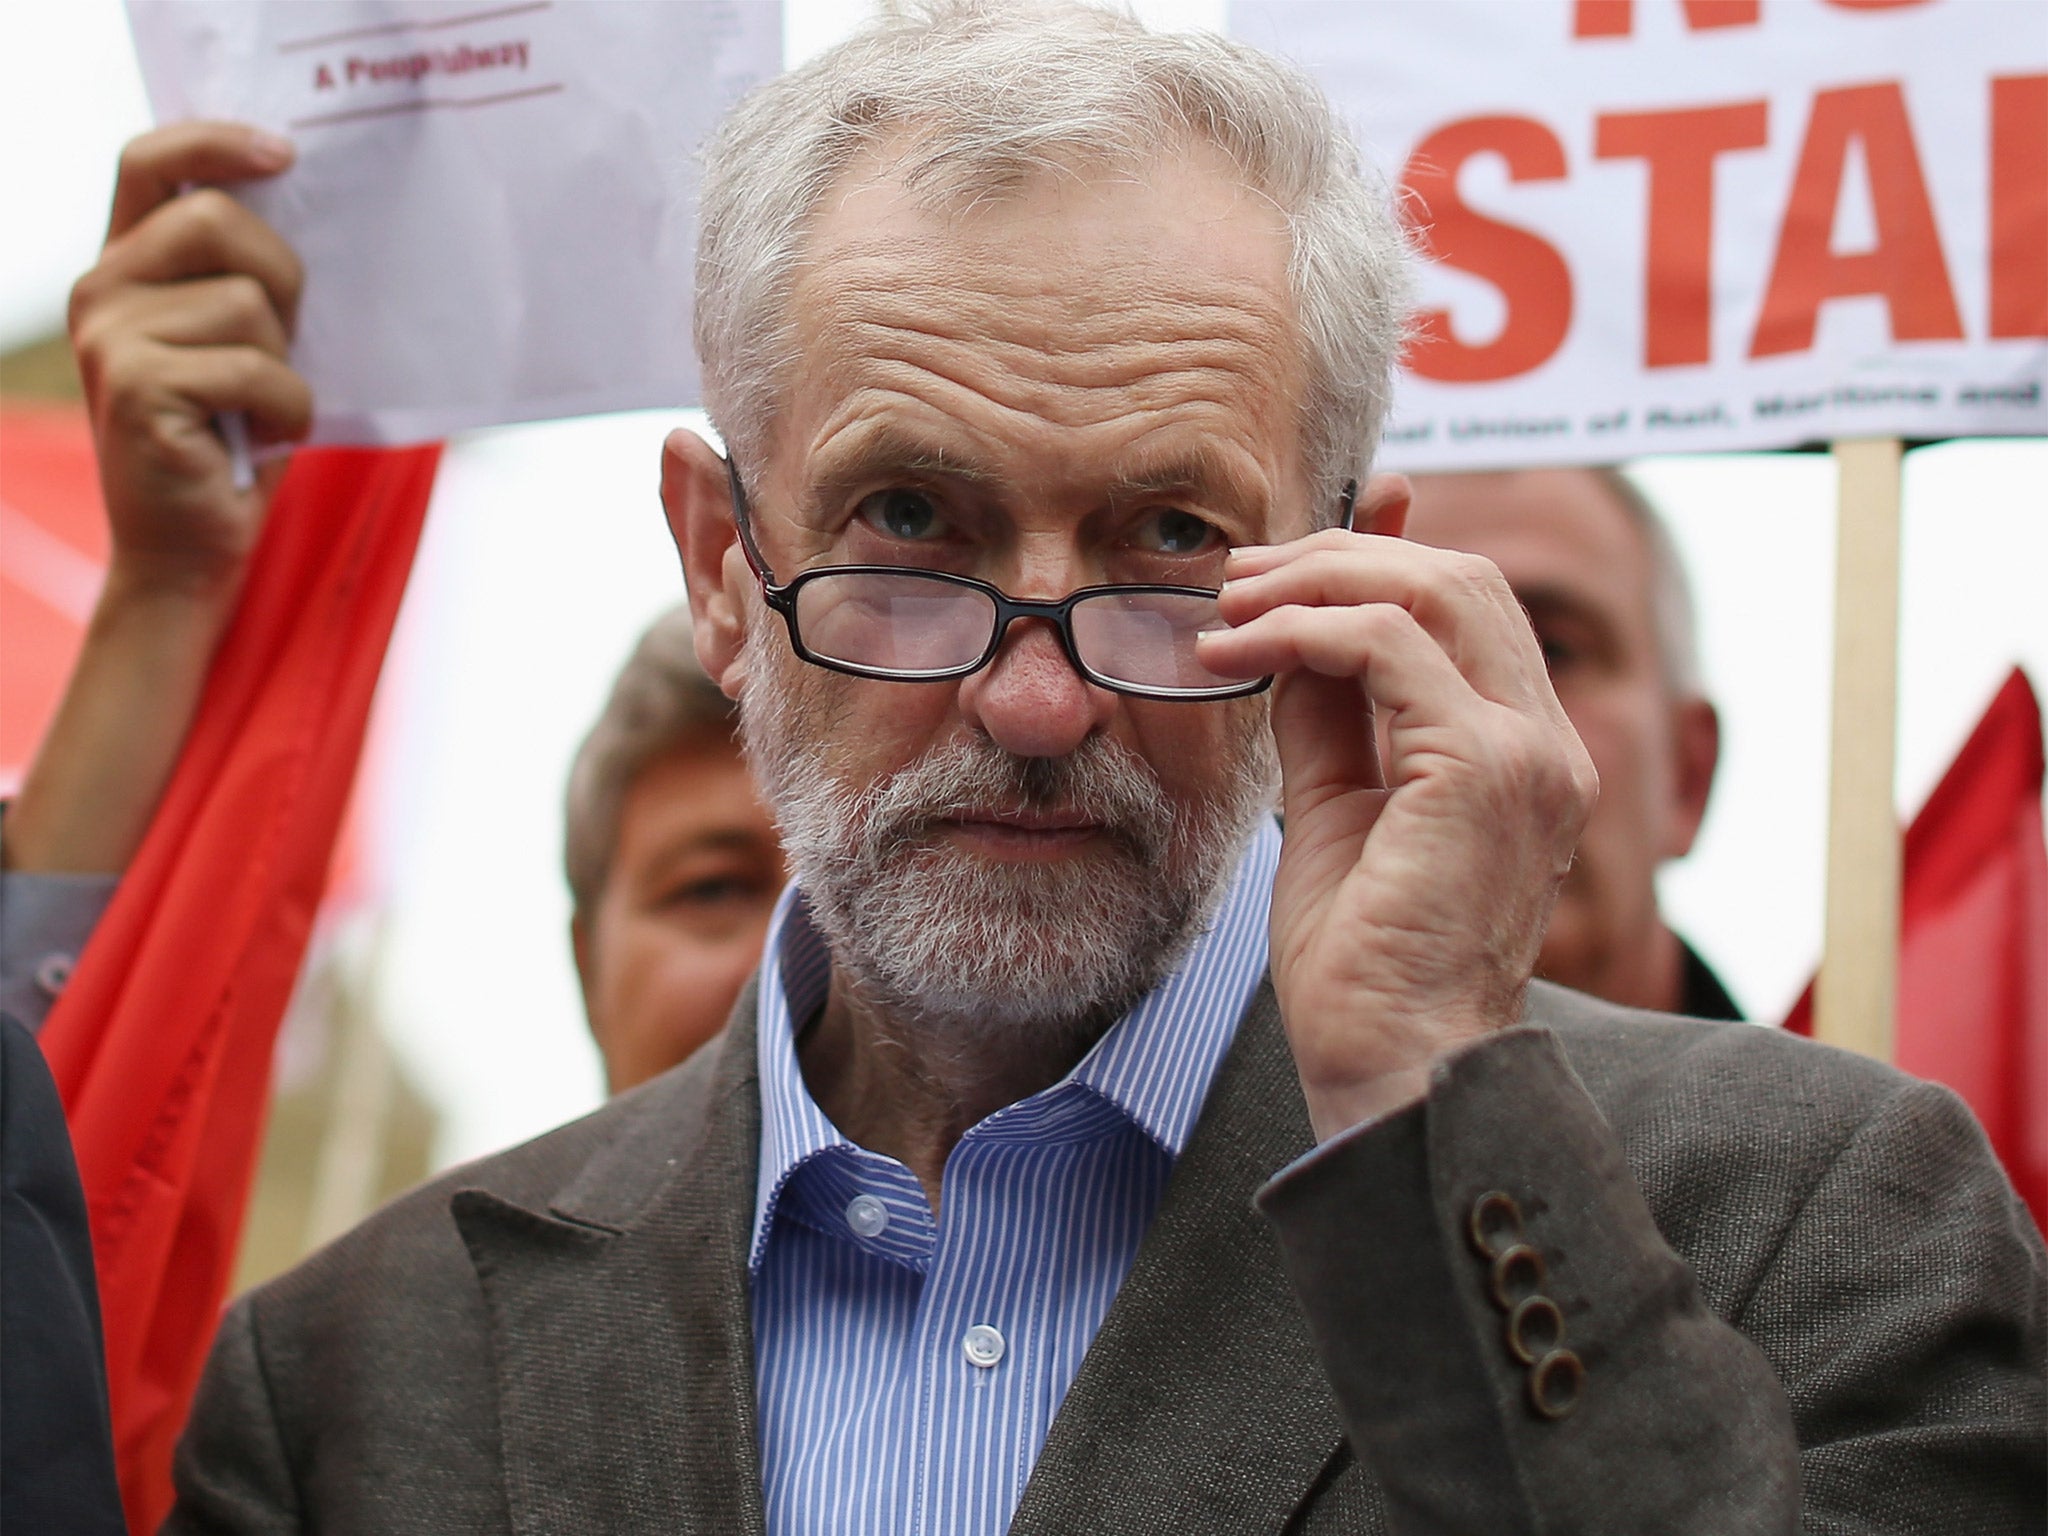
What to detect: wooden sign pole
<box><xmin>1815</xmin><ymin>437</ymin><xmax>1905</xmax><ymax>1061</ymax></box>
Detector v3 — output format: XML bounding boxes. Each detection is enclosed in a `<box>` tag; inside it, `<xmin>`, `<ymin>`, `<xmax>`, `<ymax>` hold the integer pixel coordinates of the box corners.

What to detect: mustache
<box><xmin>852</xmin><ymin>734</ymin><xmax>1174</xmax><ymax>862</ymax></box>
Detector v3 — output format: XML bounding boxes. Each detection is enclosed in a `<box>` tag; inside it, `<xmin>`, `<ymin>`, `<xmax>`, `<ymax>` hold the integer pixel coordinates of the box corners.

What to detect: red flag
<box><xmin>0</xmin><ymin>402</ymin><xmax>109</xmax><ymax>793</ymax></box>
<box><xmin>1785</xmin><ymin>668</ymin><xmax>2048</xmax><ymax>1228</ymax></box>
<box><xmin>38</xmin><ymin>443</ymin><xmax>439</xmax><ymax>1533</ymax></box>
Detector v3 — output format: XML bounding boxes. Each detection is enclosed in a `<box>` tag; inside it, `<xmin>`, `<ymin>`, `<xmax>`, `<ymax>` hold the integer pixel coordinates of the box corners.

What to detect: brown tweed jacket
<box><xmin>166</xmin><ymin>981</ymin><xmax>2045</xmax><ymax>1534</ymax></box>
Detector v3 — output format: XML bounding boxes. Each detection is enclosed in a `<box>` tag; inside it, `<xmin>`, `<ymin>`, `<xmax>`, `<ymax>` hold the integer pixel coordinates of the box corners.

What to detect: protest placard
<box><xmin>1231</xmin><ymin>0</ymin><xmax>2048</xmax><ymax>471</ymax></box>
<box><xmin>127</xmin><ymin>0</ymin><xmax>783</xmax><ymax>444</ymax></box>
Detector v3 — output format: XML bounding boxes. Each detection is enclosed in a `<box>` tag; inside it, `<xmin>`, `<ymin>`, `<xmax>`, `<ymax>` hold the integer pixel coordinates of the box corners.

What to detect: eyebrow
<box><xmin>805</xmin><ymin>426</ymin><xmax>1269</xmax><ymax>518</ymax></box>
<box><xmin>1106</xmin><ymin>444</ymin><xmax>1269</xmax><ymax>518</ymax></box>
<box><xmin>680</xmin><ymin>829</ymin><xmax>778</xmax><ymax>852</ymax></box>
<box><xmin>802</xmin><ymin>424</ymin><xmax>998</xmax><ymax>513</ymax></box>
<box><xmin>641</xmin><ymin>826</ymin><xmax>781</xmax><ymax>874</ymax></box>
<box><xmin>1514</xmin><ymin>582</ymin><xmax>1615</xmax><ymax>620</ymax></box>
<box><xmin>1513</xmin><ymin>585</ymin><xmax>1626</xmax><ymax>648</ymax></box>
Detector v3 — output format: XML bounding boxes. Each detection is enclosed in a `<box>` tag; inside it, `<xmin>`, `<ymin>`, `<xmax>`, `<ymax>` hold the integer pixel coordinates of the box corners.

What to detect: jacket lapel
<box><xmin>1008</xmin><ymin>980</ymin><xmax>1360</xmax><ymax>1535</ymax></box>
<box><xmin>453</xmin><ymin>987</ymin><xmax>766</xmax><ymax>1536</ymax></box>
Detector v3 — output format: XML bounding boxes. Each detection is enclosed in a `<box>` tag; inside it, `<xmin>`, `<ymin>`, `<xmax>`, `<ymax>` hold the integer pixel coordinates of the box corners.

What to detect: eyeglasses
<box><xmin>726</xmin><ymin>461</ymin><xmax>1354</xmax><ymax>702</ymax></box>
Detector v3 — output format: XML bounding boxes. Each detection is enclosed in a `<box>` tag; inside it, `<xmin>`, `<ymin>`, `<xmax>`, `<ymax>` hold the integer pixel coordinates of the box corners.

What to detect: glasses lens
<box><xmin>794</xmin><ymin>570</ymin><xmax>997</xmax><ymax>677</ymax></box>
<box><xmin>1070</xmin><ymin>588</ymin><xmax>1247</xmax><ymax>693</ymax></box>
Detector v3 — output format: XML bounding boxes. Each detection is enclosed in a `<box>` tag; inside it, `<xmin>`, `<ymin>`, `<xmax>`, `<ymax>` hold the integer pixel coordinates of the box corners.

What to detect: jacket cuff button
<box><xmin>1466</xmin><ymin>1189</ymin><xmax>1524</xmax><ymax>1259</ymax></box>
<box><xmin>1506</xmin><ymin>1294</ymin><xmax>1565</xmax><ymax>1366</ymax></box>
<box><xmin>1529</xmin><ymin>1347</ymin><xmax>1585</xmax><ymax>1420</ymax></box>
<box><xmin>1487</xmin><ymin>1242</ymin><xmax>1547</xmax><ymax>1311</ymax></box>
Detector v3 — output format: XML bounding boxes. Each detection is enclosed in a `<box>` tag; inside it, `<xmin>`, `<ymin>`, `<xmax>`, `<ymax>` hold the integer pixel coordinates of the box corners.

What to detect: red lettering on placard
<box><xmin>1401</xmin><ymin>117</ymin><xmax>1573</xmax><ymax>383</ymax></box>
<box><xmin>1572</xmin><ymin>0</ymin><xmax>1758</xmax><ymax>38</ymax></box>
<box><xmin>1990</xmin><ymin>74</ymin><xmax>2048</xmax><ymax>339</ymax></box>
<box><xmin>1595</xmin><ymin>101</ymin><xmax>1769</xmax><ymax>366</ymax></box>
<box><xmin>1750</xmin><ymin>83</ymin><xmax>1964</xmax><ymax>357</ymax></box>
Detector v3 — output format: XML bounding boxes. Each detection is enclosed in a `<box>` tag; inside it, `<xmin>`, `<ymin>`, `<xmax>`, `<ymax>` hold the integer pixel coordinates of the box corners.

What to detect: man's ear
<box><xmin>1664</xmin><ymin>697</ymin><xmax>1721</xmax><ymax>859</ymax></box>
<box><xmin>662</xmin><ymin>427</ymin><xmax>751</xmax><ymax>700</ymax></box>
<box><xmin>1353</xmin><ymin>472</ymin><xmax>1410</xmax><ymax>538</ymax></box>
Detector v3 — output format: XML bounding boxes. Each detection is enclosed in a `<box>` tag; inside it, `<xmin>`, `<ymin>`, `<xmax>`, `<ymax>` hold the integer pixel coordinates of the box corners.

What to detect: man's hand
<box><xmin>1200</xmin><ymin>517</ymin><xmax>1598</xmax><ymax>1140</ymax></box>
<box><xmin>70</xmin><ymin>121</ymin><xmax>309</xmax><ymax>598</ymax></box>
<box><xmin>6</xmin><ymin>123</ymin><xmax>307</xmax><ymax>874</ymax></box>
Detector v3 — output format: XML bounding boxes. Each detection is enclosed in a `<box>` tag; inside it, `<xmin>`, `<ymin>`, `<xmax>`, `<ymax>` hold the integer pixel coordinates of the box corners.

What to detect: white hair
<box><xmin>693</xmin><ymin>0</ymin><xmax>1413</xmax><ymax>511</ymax></box>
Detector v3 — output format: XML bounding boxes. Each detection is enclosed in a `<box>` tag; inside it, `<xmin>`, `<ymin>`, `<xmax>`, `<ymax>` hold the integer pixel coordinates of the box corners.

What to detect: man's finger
<box><xmin>1219</xmin><ymin>538</ymin><xmax>1552</xmax><ymax>710</ymax></box>
<box><xmin>88</xmin><ymin>189</ymin><xmax>305</xmax><ymax>335</ymax></box>
<box><xmin>1200</xmin><ymin>600</ymin><xmax>1483</xmax><ymax>723</ymax></box>
<box><xmin>107</xmin><ymin>122</ymin><xmax>294</xmax><ymax>240</ymax></box>
<box><xmin>174</xmin><ymin>347</ymin><xmax>314</xmax><ymax>447</ymax></box>
<box><xmin>75</xmin><ymin>274</ymin><xmax>295</xmax><ymax>372</ymax></box>
<box><xmin>136</xmin><ymin>343</ymin><xmax>315</xmax><ymax>448</ymax></box>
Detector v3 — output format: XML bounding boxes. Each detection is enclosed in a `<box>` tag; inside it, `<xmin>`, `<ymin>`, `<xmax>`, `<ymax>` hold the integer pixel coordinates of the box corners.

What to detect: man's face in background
<box><xmin>1404</xmin><ymin>469</ymin><xmax>1719</xmax><ymax>1012</ymax></box>
<box><xmin>574</xmin><ymin>741</ymin><xmax>786</xmax><ymax>1093</ymax></box>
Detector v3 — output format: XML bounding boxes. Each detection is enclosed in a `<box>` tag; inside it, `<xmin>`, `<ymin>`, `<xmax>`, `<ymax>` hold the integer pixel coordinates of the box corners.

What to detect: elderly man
<box><xmin>19</xmin><ymin>4</ymin><xmax>2040</xmax><ymax>1532</ymax></box>
<box><xmin>1405</xmin><ymin>469</ymin><xmax>1736</xmax><ymax>1018</ymax></box>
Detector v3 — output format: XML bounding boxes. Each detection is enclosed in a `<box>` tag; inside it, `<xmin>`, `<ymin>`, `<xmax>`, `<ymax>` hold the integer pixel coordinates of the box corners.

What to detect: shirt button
<box><xmin>845</xmin><ymin>1194</ymin><xmax>889</xmax><ymax>1239</ymax></box>
<box><xmin>962</xmin><ymin>1324</ymin><xmax>1006</xmax><ymax>1369</ymax></box>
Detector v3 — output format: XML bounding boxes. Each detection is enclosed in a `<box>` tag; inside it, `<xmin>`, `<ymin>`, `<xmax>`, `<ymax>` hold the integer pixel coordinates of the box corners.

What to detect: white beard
<box><xmin>738</xmin><ymin>624</ymin><xmax>1277</xmax><ymax>1060</ymax></box>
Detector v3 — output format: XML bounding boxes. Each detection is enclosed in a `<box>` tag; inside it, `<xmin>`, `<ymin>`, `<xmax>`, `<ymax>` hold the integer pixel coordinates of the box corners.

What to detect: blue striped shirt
<box><xmin>750</xmin><ymin>818</ymin><xmax>1281</xmax><ymax>1536</ymax></box>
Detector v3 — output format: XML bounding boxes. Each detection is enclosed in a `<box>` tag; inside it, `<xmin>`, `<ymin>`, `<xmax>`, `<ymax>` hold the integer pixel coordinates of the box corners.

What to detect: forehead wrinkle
<box><xmin>775</xmin><ymin>150</ymin><xmax>1309</xmax><ymax>511</ymax></box>
<box><xmin>806</xmin><ymin>311</ymin><xmax>1293</xmax><ymax>455</ymax></box>
<box><xmin>807</xmin><ymin>249</ymin><xmax>1293</xmax><ymax>364</ymax></box>
<box><xmin>803</xmin><ymin>368</ymin><xmax>1279</xmax><ymax>517</ymax></box>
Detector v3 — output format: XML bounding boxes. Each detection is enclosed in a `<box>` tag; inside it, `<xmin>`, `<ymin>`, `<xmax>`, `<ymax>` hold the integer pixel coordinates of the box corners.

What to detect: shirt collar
<box><xmin>749</xmin><ymin>817</ymin><xmax>1280</xmax><ymax>1270</ymax></box>
<box><xmin>750</xmin><ymin>883</ymin><xmax>843</xmax><ymax>1272</ymax></box>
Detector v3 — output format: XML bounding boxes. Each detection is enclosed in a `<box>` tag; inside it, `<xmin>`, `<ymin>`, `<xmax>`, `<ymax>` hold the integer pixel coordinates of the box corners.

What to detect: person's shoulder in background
<box><xmin>0</xmin><ymin>1012</ymin><xmax>126</xmax><ymax>1534</ymax></box>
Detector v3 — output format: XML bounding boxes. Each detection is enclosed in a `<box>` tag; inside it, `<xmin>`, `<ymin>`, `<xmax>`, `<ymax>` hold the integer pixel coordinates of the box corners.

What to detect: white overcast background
<box><xmin>3</xmin><ymin>0</ymin><xmax>2043</xmax><ymax>1166</ymax></box>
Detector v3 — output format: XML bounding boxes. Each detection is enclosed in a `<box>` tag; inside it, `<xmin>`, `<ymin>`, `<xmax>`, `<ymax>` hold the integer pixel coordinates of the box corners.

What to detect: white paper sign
<box><xmin>1230</xmin><ymin>0</ymin><xmax>2048</xmax><ymax>471</ymax></box>
<box><xmin>126</xmin><ymin>1</ymin><xmax>783</xmax><ymax>444</ymax></box>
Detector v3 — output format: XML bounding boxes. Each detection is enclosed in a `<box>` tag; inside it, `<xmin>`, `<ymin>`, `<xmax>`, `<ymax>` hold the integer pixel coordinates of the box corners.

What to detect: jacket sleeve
<box><xmin>0</xmin><ymin>865</ymin><xmax>117</xmax><ymax>1035</ymax></box>
<box><xmin>1259</xmin><ymin>1025</ymin><xmax>1790</xmax><ymax>1534</ymax></box>
<box><xmin>1257</xmin><ymin>1025</ymin><xmax>2046</xmax><ymax>1535</ymax></box>
<box><xmin>162</xmin><ymin>1297</ymin><xmax>304</xmax><ymax>1535</ymax></box>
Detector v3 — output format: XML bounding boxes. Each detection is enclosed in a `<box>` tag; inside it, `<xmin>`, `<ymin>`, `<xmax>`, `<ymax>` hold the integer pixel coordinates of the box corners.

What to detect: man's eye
<box><xmin>1135</xmin><ymin>508</ymin><xmax>1220</xmax><ymax>556</ymax></box>
<box><xmin>661</xmin><ymin>875</ymin><xmax>756</xmax><ymax>909</ymax></box>
<box><xmin>1537</xmin><ymin>634</ymin><xmax>1579</xmax><ymax>674</ymax></box>
<box><xmin>857</xmin><ymin>488</ymin><xmax>946</xmax><ymax>542</ymax></box>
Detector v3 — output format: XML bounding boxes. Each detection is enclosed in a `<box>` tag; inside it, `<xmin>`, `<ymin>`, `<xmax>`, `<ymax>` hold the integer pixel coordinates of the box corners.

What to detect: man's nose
<box><xmin>955</xmin><ymin>616</ymin><xmax>1117</xmax><ymax>758</ymax></box>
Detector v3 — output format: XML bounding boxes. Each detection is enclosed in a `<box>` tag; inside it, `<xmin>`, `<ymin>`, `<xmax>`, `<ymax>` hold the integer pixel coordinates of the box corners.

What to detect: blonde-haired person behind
<box><xmin>564</xmin><ymin>606</ymin><xmax>785</xmax><ymax>1093</ymax></box>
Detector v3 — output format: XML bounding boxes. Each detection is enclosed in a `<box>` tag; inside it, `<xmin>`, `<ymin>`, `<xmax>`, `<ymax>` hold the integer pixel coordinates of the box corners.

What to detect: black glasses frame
<box><xmin>724</xmin><ymin>460</ymin><xmax>1356</xmax><ymax>702</ymax></box>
